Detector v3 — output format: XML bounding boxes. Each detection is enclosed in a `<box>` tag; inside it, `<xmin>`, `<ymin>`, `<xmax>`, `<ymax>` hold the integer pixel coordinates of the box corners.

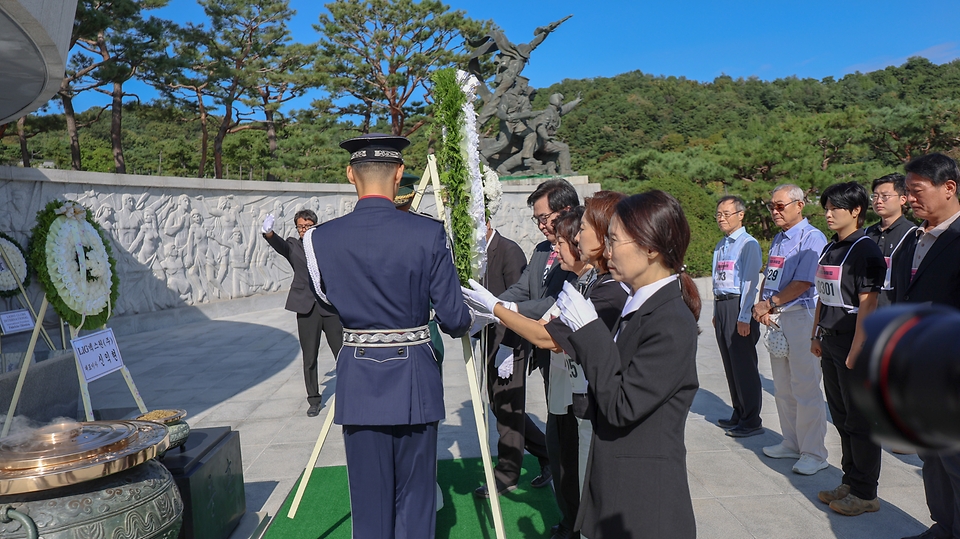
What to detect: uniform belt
<box><xmin>342</xmin><ymin>325</ymin><xmax>431</xmax><ymax>347</ymax></box>
<box><xmin>714</xmin><ymin>293</ymin><xmax>741</xmax><ymax>301</ymax></box>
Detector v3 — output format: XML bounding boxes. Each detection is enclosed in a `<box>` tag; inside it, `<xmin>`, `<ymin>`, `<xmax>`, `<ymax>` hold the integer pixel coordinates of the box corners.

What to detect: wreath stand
<box><xmin>286</xmin><ymin>155</ymin><xmax>507</xmax><ymax>539</ymax></box>
<box><xmin>66</xmin><ymin>324</ymin><xmax>148</xmax><ymax>423</ymax></box>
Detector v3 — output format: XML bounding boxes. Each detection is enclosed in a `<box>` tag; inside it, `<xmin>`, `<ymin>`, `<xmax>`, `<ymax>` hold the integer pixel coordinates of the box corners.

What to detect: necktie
<box><xmin>543</xmin><ymin>250</ymin><xmax>558</xmax><ymax>282</ymax></box>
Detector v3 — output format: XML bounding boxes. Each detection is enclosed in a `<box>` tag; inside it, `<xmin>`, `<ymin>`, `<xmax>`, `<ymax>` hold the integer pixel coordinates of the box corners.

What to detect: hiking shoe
<box><xmin>763</xmin><ymin>442</ymin><xmax>801</xmax><ymax>459</ymax></box>
<box><xmin>530</xmin><ymin>465</ymin><xmax>552</xmax><ymax>488</ymax></box>
<box><xmin>829</xmin><ymin>493</ymin><xmax>880</xmax><ymax>516</ymax></box>
<box><xmin>818</xmin><ymin>484</ymin><xmax>851</xmax><ymax>504</ymax></box>
<box><xmin>792</xmin><ymin>454</ymin><xmax>828</xmax><ymax>475</ymax></box>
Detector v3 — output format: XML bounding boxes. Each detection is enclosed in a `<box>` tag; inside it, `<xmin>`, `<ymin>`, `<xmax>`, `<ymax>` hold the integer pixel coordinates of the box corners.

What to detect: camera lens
<box><xmin>852</xmin><ymin>304</ymin><xmax>960</xmax><ymax>451</ymax></box>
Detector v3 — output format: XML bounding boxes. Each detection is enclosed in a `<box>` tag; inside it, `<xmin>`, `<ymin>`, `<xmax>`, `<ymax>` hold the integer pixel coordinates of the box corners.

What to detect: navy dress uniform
<box><xmin>303</xmin><ymin>134</ymin><xmax>472</xmax><ymax>539</ymax></box>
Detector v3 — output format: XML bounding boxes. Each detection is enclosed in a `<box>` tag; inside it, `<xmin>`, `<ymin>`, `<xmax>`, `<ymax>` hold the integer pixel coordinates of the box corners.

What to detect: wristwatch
<box><xmin>769</xmin><ymin>298</ymin><xmax>779</xmax><ymax>311</ymax></box>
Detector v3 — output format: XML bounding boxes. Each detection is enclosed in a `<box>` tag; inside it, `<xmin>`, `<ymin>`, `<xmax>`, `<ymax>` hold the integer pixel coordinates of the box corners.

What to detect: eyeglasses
<box><xmin>296</xmin><ymin>223</ymin><xmax>315</xmax><ymax>231</ymax></box>
<box><xmin>530</xmin><ymin>211</ymin><xmax>559</xmax><ymax>225</ymax></box>
<box><xmin>715</xmin><ymin>210</ymin><xmax>743</xmax><ymax>219</ymax></box>
<box><xmin>871</xmin><ymin>194</ymin><xmax>898</xmax><ymax>202</ymax></box>
<box><xmin>766</xmin><ymin>200</ymin><xmax>800</xmax><ymax>213</ymax></box>
<box><xmin>604</xmin><ymin>234</ymin><xmax>634</xmax><ymax>249</ymax></box>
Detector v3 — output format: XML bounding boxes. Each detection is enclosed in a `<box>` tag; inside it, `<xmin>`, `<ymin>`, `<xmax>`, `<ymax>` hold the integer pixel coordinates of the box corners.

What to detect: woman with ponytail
<box><xmin>555</xmin><ymin>190</ymin><xmax>700</xmax><ymax>539</ymax></box>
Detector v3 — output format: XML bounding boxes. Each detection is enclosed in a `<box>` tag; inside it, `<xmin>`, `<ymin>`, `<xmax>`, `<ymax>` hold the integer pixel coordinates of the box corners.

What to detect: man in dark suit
<box><xmin>304</xmin><ymin>133</ymin><xmax>472</xmax><ymax>539</ymax></box>
<box><xmin>497</xmin><ymin>178</ymin><xmax>579</xmax><ymax>539</ymax></box>
<box><xmin>892</xmin><ymin>152</ymin><xmax>960</xmax><ymax>539</ymax></box>
<box><xmin>474</xmin><ymin>220</ymin><xmax>551</xmax><ymax>499</ymax></box>
<box><xmin>261</xmin><ymin>209</ymin><xmax>343</xmax><ymax>417</ymax></box>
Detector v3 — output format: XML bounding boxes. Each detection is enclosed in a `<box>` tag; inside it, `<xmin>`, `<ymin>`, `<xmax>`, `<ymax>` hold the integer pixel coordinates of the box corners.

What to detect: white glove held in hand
<box><xmin>261</xmin><ymin>214</ymin><xmax>275</xmax><ymax>234</ymax></box>
<box><xmin>557</xmin><ymin>281</ymin><xmax>598</xmax><ymax>331</ymax></box>
<box><xmin>461</xmin><ymin>279</ymin><xmax>500</xmax><ymax>314</ymax></box>
<box><xmin>495</xmin><ymin>345</ymin><xmax>514</xmax><ymax>378</ymax></box>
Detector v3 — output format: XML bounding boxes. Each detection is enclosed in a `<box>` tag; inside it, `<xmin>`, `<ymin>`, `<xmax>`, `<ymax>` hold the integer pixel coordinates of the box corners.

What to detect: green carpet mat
<box><xmin>263</xmin><ymin>455</ymin><xmax>561</xmax><ymax>539</ymax></box>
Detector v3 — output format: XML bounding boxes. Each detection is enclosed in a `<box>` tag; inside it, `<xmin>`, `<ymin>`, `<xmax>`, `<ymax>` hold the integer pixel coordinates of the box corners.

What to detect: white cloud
<box><xmin>844</xmin><ymin>42</ymin><xmax>960</xmax><ymax>73</ymax></box>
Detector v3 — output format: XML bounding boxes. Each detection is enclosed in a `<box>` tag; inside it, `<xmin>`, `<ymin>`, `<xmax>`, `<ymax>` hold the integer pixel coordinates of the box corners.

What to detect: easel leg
<box><xmin>0</xmin><ymin>245</ymin><xmax>56</xmax><ymax>351</ymax></box>
<box><xmin>462</xmin><ymin>336</ymin><xmax>507</xmax><ymax>539</ymax></box>
<box><xmin>67</xmin><ymin>326</ymin><xmax>95</xmax><ymax>422</ymax></box>
<box><xmin>1</xmin><ymin>296</ymin><xmax>49</xmax><ymax>438</ymax></box>
<box><xmin>119</xmin><ymin>366</ymin><xmax>148</xmax><ymax>414</ymax></box>
<box><xmin>287</xmin><ymin>394</ymin><xmax>337</xmax><ymax>519</ymax></box>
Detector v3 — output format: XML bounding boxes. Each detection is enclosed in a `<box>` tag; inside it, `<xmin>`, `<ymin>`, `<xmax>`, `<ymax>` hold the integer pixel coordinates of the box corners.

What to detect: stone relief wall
<box><xmin>0</xmin><ymin>167</ymin><xmax>597</xmax><ymax>323</ymax></box>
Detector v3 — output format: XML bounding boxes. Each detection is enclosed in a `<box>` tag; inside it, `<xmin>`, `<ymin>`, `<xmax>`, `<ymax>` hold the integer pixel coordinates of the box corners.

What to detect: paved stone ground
<box><xmin>91</xmin><ymin>284</ymin><xmax>933</xmax><ymax>539</ymax></box>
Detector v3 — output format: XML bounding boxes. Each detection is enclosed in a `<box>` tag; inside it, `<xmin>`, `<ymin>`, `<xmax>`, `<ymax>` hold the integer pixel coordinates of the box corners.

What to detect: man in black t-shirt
<box><xmin>864</xmin><ymin>173</ymin><xmax>917</xmax><ymax>307</ymax></box>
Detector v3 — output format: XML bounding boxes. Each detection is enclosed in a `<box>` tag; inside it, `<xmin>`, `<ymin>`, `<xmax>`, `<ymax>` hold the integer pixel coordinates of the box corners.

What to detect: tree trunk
<box><xmin>213</xmin><ymin>103</ymin><xmax>232</xmax><ymax>179</ymax></box>
<box><xmin>60</xmin><ymin>93</ymin><xmax>82</xmax><ymax>170</ymax></box>
<box><xmin>17</xmin><ymin>116</ymin><xmax>30</xmax><ymax>168</ymax></box>
<box><xmin>196</xmin><ymin>89</ymin><xmax>209</xmax><ymax>178</ymax></box>
<box><xmin>263</xmin><ymin>92</ymin><xmax>279</xmax><ymax>182</ymax></box>
<box><xmin>111</xmin><ymin>81</ymin><xmax>125</xmax><ymax>174</ymax></box>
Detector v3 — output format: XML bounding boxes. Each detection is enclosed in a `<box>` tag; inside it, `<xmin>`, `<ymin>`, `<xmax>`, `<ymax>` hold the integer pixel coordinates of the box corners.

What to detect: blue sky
<box><xmin>70</xmin><ymin>0</ymin><xmax>960</xmax><ymax>114</ymax></box>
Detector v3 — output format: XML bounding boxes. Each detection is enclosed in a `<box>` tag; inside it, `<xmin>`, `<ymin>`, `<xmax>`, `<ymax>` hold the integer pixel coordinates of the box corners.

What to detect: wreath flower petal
<box><xmin>0</xmin><ymin>231</ymin><xmax>30</xmax><ymax>298</ymax></box>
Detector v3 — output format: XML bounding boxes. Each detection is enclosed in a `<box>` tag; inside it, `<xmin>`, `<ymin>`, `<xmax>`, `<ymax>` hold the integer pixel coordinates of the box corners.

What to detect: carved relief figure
<box><xmin>160</xmin><ymin>243</ymin><xmax>192</xmax><ymax>302</ymax></box>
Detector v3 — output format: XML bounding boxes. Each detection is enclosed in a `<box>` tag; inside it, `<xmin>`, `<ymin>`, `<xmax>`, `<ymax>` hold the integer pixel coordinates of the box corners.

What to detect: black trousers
<box><xmin>820</xmin><ymin>333</ymin><xmax>881</xmax><ymax>500</ymax></box>
<box><xmin>485</xmin><ymin>343</ymin><xmax>550</xmax><ymax>487</ymax></box>
<box><xmin>918</xmin><ymin>450</ymin><xmax>960</xmax><ymax>538</ymax></box>
<box><xmin>296</xmin><ymin>303</ymin><xmax>343</xmax><ymax>405</ymax></box>
<box><xmin>343</xmin><ymin>422</ymin><xmax>438</xmax><ymax>539</ymax></box>
<box><xmin>713</xmin><ymin>297</ymin><xmax>762</xmax><ymax>428</ymax></box>
<box><xmin>543</xmin><ymin>363</ymin><xmax>581</xmax><ymax>535</ymax></box>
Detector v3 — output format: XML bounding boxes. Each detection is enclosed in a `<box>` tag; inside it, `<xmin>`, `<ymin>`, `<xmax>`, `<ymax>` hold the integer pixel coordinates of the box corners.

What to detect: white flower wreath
<box><xmin>0</xmin><ymin>236</ymin><xmax>28</xmax><ymax>293</ymax></box>
<box><xmin>481</xmin><ymin>165</ymin><xmax>503</xmax><ymax>217</ymax></box>
<box><xmin>43</xmin><ymin>201</ymin><xmax>113</xmax><ymax>326</ymax></box>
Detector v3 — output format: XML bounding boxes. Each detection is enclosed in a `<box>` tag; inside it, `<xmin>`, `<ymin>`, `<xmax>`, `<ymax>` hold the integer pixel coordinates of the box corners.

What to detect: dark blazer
<box><xmin>484</xmin><ymin>231</ymin><xmax>527</xmax><ymax>349</ymax></box>
<box><xmin>499</xmin><ymin>239</ymin><xmax>576</xmax><ymax>368</ymax></box>
<box><xmin>568</xmin><ymin>282</ymin><xmax>698</xmax><ymax>539</ymax></box>
<box><xmin>264</xmin><ymin>232</ymin><xmax>337</xmax><ymax>316</ymax></box>
<box><xmin>892</xmin><ymin>216</ymin><xmax>960</xmax><ymax>308</ymax></box>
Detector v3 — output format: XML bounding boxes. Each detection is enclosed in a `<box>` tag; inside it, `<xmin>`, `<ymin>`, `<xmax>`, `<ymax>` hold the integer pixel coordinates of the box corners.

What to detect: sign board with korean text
<box><xmin>0</xmin><ymin>309</ymin><xmax>34</xmax><ymax>335</ymax></box>
<box><xmin>71</xmin><ymin>328</ymin><xmax>124</xmax><ymax>383</ymax></box>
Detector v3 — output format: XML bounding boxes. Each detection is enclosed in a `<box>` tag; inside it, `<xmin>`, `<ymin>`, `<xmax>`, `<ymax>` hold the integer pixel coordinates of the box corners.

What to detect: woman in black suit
<box><xmin>556</xmin><ymin>190</ymin><xmax>701</xmax><ymax>539</ymax></box>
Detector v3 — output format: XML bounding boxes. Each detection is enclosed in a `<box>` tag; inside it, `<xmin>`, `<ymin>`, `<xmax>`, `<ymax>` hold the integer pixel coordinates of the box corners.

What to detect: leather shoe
<box><xmin>473</xmin><ymin>482</ymin><xmax>516</xmax><ymax>499</ymax></box>
<box><xmin>530</xmin><ymin>465</ymin><xmax>552</xmax><ymax>488</ymax></box>
<box><xmin>550</xmin><ymin>524</ymin><xmax>579</xmax><ymax>539</ymax></box>
<box><xmin>307</xmin><ymin>402</ymin><xmax>321</xmax><ymax>417</ymax></box>
<box><xmin>717</xmin><ymin>417</ymin><xmax>739</xmax><ymax>428</ymax></box>
<box><xmin>901</xmin><ymin>529</ymin><xmax>949</xmax><ymax>539</ymax></box>
<box><xmin>725</xmin><ymin>425</ymin><xmax>764</xmax><ymax>438</ymax></box>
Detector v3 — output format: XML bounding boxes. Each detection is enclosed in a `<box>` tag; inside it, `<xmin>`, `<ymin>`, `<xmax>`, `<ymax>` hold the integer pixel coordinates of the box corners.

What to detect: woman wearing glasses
<box><xmin>810</xmin><ymin>181</ymin><xmax>886</xmax><ymax>516</ymax></box>
<box><xmin>553</xmin><ymin>190</ymin><xmax>700</xmax><ymax>539</ymax></box>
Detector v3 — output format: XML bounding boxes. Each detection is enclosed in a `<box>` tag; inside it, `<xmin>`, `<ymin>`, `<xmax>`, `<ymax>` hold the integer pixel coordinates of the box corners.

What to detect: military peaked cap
<box><xmin>340</xmin><ymin>133</ymin><xmax>410</xmax><ymax>165</ymax></box>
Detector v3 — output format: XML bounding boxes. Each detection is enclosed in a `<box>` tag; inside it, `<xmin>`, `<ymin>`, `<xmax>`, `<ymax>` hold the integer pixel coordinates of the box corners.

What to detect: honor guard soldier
<box><xmin>303</xmin><ymin>133</ymin><xmax>472</xmax><ymax>539</ymax></box>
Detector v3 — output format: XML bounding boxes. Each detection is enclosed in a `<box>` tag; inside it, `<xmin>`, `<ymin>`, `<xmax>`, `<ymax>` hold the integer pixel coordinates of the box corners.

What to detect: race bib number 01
<box><xmin>816</xmin><ymin>265</ymin><xmax>843</xmax><ymax>307</ymax></box>
<box><xmin>766</xmin><ymin>256</ymin><xmax>785</xmax><ymax>289</ymax></box>
<box><xmin>714</xmin><ymin>260</ymin><xmax>735</xmax><ymax>288</ymax></box>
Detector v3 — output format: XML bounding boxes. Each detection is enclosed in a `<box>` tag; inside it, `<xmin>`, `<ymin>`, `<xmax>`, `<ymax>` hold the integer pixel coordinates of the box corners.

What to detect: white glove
<box><xmin>461</xmin><ymin>279</ymin><xmax>500</xmax><ymax>314</ymax></box>
<box><xmin>495</xmin><ymin>345</ymin><xmax>514</xmax><ymax>378</ymax></box>
<box><xmin>261</xmin><ymin>214</ymin><xmax>275</xmax><ymax>234</ymax></box>
<box><xmin>468</xmin><ymin>306</ymin><xmax>497</xmax><ymax>335</ymax></box>
<box><xmin>557</xmin><ymin>281</ymin><xmax>598</xmax><ymax>331</ymax></box>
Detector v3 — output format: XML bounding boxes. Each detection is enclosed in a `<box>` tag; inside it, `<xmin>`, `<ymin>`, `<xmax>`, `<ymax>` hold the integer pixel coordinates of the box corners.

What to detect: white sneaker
<box><xmin>762</xmin><ymin>442</ymin><xmax>801</xmax><ymax>459</ymax></box>
<box><xmin>793</xmin><ymin>454</ymin><xmax>828</xmax><ymax>475</ymax></box>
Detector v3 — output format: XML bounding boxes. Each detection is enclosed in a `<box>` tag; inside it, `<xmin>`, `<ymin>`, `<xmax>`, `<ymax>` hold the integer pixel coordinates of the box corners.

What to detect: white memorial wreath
<box><xmin>30</xmin><ymin>200</ymin><xmax>118</xmax><ymax>329</ymax></box>
<box><xmin>0</xmin><ymin>233</ymin><xmax>29</xmax><ymax>297</ymax></box>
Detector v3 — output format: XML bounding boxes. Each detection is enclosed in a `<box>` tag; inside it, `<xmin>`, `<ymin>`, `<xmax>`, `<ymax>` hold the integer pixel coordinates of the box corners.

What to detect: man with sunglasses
<box><xmin>864</xmin><ymin>173</ymin><xmax>917</xmax><ymax>307</ymax></box>
<box><xmin>753</xmin><ymin>184</ymin><xmax>829</xmax><ymax>476</ymax></box>
<box><xmin>261</xmin><ymin>209</ymin><xmax>343</xmax><ymax>417</ymax></box>
<box><xmin>712</xmin><ymin>195</ymin><xmax>764</xmax><ymax>438</ymax></box>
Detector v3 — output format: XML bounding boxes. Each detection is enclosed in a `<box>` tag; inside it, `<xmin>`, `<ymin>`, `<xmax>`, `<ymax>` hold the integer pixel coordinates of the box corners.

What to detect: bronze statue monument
<box><xmin>467</xmin><ymin>16</ymin><xmax>580</xmax><ymax>176</ymax></box>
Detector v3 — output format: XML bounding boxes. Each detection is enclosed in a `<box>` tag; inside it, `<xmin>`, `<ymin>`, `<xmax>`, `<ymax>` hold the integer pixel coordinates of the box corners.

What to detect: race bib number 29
<box><xmin>766</xmin><ymin>256</ymin><xmax>785</xmax><ymax>289</ymax></box>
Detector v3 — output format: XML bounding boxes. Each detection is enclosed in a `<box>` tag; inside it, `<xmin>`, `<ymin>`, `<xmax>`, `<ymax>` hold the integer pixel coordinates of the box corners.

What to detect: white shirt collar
<box><xmin>620</xmin><ymin>274</ymin><xmax>679</xmax><ymax>319</ymax></box>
